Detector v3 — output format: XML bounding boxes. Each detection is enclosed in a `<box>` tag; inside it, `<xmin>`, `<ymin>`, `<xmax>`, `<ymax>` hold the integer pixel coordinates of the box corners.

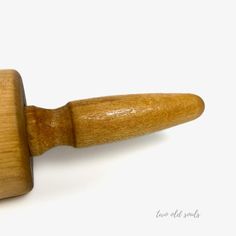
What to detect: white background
<box><xmin>0</xmin><ymin>0</ymin><xmax>236</xmax><ymax>235</ymax></box>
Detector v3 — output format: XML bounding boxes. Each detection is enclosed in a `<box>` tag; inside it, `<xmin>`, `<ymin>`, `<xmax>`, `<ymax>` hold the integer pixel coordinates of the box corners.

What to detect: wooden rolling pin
<box><xmin>0</xmin><ymin>70</ymin><xmax>204</xmax><ymax>200</ymax></box>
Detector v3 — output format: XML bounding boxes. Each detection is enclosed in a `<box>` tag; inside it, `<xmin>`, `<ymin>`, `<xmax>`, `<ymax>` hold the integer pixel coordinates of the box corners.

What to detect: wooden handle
<box><xmin>0</xmin><ymin>69</ymin><xmax>205</xmax><ymax>201</ymax></box>
<box><xmin>25</xmin><ymin>93</ymin><xmax>204</xmax><ymax>156</ymax></box>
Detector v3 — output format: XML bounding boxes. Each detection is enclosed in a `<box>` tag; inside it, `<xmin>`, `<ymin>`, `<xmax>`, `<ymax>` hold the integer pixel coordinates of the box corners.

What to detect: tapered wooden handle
<box><xmin>25</xmin><ymin>93</ymin><xmax>204</xmax><ymax>156</ymax></box>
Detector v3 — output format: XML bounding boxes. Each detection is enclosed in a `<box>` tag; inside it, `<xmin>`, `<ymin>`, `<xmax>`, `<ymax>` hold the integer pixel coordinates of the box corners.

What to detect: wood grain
<box><xmin>26</xmin><ymin>93</ymin><xmax>204</xmax><ymax>156</ymax></box>
<box><xmin>0</xmin><ymin>69</ymin><xmax>205</xmax><ymax>200</ymax></box>
<box><xmin>0</xmin><ymin>70</ymin><xmax>33</xmax><ymax>200</ymax></box>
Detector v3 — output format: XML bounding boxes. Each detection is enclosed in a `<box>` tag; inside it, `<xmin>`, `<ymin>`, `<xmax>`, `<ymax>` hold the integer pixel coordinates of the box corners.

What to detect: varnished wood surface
<box><xmin>26</xmin><ymin>105</ymin><xmax>74</xmax><ymax>156</ymax></box>
<box><xmin>26</xmin><ymin>93</ymin><xmax>204</xmax><ymax>156</ymax></box>
<box><xmin>0</xmin><ymin>69</ymin><xmax>204</xmax><ymax>200</ymax></box>
<box><xmin>0</xmin><ymin>70</ymin><xmax>33</xmax><ymax>200</ymax></box>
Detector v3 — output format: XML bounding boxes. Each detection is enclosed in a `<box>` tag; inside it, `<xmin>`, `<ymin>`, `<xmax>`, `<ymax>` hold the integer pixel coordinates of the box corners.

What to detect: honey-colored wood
<box><xmin>0</xmin><ymin>69</ymin><xmax>205</xmax><ymax>200</ymax></box>
<box><xmin>0</xmin><ymin>70</ymin><xmax>33</xmax><ymax>200</ymax></box>
<box><xmin>26</xmin><ymin>105</ymin><xmax>74</xmax><ymax>156</ymax></box>
<box><xmin>26</xmin><ymin>93</ymin><xmax>204</xmax><ymax>156</ymax></box>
